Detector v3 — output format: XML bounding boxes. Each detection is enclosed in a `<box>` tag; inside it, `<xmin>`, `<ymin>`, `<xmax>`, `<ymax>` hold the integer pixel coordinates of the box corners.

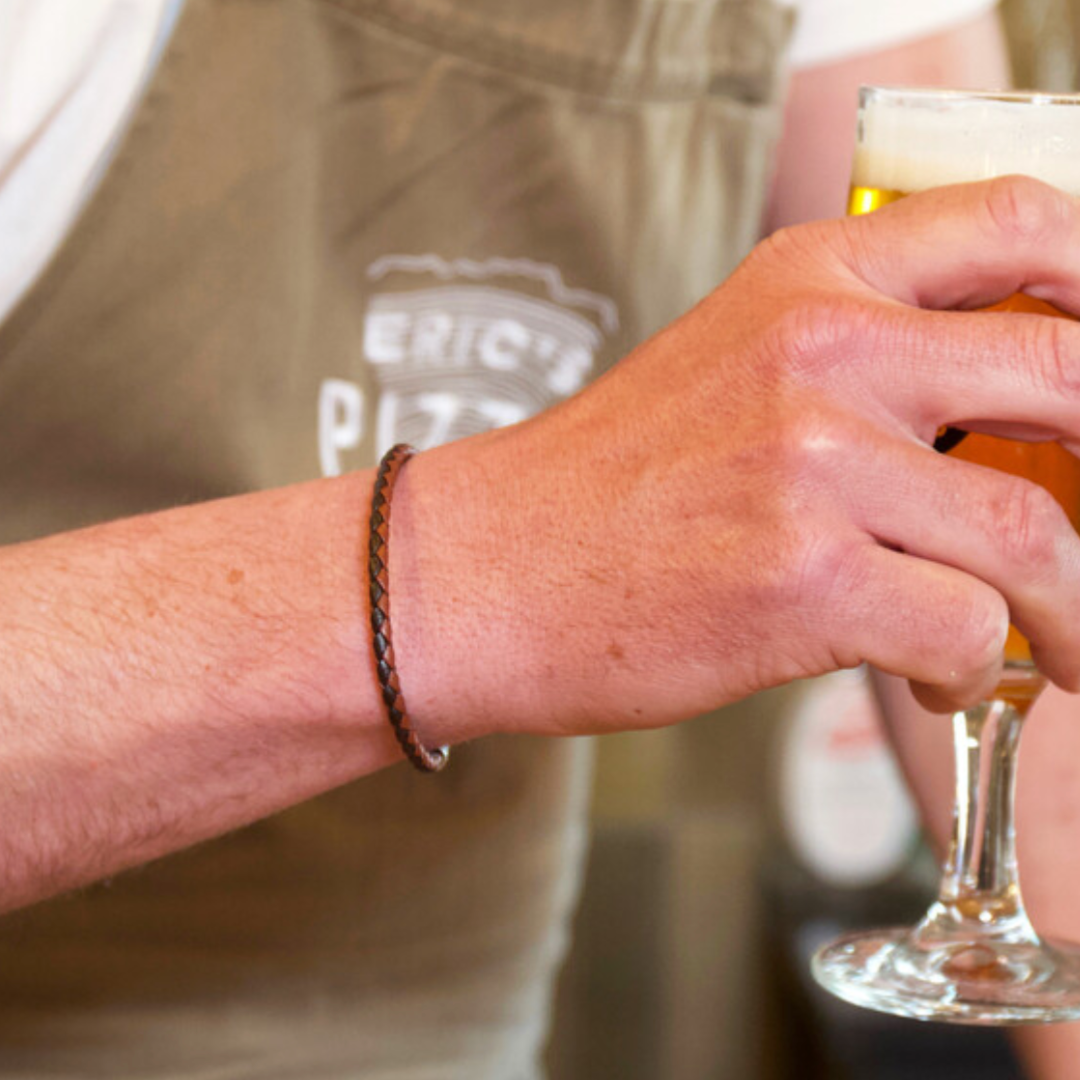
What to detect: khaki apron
<box><xmin>0</xmin><ymin>1</ymin><xmax>791</xmax><ymax>1075</ymax></box>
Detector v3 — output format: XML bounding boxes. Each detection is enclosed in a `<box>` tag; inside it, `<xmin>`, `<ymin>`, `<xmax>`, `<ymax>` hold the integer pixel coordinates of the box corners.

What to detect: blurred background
<box><xmin>544</xmin><ymin>4</ymin><xmax>1080</xmax><ymax>1076</ymax></box>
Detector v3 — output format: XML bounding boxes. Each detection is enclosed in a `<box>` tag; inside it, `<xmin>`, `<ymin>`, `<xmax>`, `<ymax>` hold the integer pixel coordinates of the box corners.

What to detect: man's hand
<box><xmin>396</xmin><ymin>177</ymin><xmax>1080</xmax><ymax>745</ymax></box>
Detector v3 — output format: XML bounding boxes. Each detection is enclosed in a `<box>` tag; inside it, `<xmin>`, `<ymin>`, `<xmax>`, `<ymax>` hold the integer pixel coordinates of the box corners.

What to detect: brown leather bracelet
<box><xmin>368</xmin><ymin>444</ymin><xmax>449</xmax><ymax>773</ymax></box>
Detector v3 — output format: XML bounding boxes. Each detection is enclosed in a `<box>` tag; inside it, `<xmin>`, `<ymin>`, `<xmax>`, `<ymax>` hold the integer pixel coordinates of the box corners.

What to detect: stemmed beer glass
<box><xmin>812</xmin><ymin>87</ymin><xmax>1080</xmax><ymax>1024</ymax></box>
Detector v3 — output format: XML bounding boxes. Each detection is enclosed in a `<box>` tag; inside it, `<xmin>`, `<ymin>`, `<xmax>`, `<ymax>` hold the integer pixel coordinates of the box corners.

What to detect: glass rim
<box><xmin>859</xmin><ymin>85</ymin><xmax>1080</xmax><ymax>108</ymax></box>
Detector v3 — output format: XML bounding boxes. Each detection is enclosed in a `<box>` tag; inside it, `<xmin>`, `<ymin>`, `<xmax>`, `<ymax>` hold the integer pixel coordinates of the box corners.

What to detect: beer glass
<box><xmin>812</xmin><ymin>87</ymin><xmax>1080</xmax><ymax>1023</ymax></box>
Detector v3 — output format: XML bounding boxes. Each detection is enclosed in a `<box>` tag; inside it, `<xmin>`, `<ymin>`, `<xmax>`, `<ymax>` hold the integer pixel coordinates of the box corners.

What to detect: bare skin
<box><xmin>0</xmin><ymin>478</ymin><xmax>402</xmax><ymax>913</ymax></box>
<box><xmin>18</xmin><ymin>13</ymin><xmax>1080</xmax><ymax>973</ymax></box>
<box><xmin>5</xmin><ymin>170</ymin><xmax>1080</xmax><ymax>915</ymax></box>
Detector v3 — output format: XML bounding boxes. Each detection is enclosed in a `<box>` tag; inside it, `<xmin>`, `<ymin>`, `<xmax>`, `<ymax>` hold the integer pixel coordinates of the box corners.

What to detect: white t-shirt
<box><xmin>0</xmin><ymin>0</ymin><xmax>179</xmax><ymax>324</ymax></box>
<box><xmin>0</xmin><ymin>0</ymin><xmax>998</xmax><ymax>325</ymax></box>
<box><xmin>785</xmin><ymin>0</ymin><xmax>997</xmax><ymax>67</ymax></box>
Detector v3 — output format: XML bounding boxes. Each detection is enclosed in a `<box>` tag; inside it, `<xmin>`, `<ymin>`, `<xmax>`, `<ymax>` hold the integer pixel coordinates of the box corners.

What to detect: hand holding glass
<box><xmin>812</xmin><ymin>87</ymin><xmax>1080</xmax><ymax>1025</ymax></box>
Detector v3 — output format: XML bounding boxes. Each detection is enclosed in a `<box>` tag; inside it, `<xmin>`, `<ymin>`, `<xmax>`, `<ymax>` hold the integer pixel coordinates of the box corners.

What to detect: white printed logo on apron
<box><xmin>318</xmin><ymin>256</ymin><xmax>619</xmax><ymax>476</ymax></box>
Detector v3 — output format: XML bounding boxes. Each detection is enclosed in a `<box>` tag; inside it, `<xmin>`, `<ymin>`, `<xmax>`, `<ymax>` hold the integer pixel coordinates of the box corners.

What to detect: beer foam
<box><xmin>852</xmin><ymin>91</ymin><xmax>1080</xmax><ymax>195</ymax></box>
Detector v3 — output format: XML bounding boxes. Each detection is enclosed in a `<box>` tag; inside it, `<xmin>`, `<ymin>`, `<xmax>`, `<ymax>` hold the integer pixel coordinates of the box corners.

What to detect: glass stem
<box><xmin>922</xmin><ymin>693</ymin><xmax>1039</xmax><ymax>944</ymax></box>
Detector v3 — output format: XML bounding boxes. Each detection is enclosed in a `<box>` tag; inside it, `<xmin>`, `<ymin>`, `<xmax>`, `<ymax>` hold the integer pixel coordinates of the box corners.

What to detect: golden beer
<box><xmin>849</xmin><ymin>105</ymin><xmax>1080</xmax><ymax>672</ymax></box>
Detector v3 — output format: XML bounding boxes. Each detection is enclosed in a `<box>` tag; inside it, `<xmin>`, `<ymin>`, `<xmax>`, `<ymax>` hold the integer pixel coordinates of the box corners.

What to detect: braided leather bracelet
<box><xmin>368</xmin><ymin>444</ymin><xmax>449</xmax><ymax>773</ymax></box>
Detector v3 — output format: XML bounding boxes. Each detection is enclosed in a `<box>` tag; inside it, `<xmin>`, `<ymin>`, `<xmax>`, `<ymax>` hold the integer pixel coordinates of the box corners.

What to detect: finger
<box><xmin>842</xmin><ymin>177</ymin><xmax>1080</xmax><ymax>314</ymax></box>
<box><xmin>834</xmin><ymin>304</ymin><xmax>1080</xmax><ymax>448</ymax></box>
<box><xmin>821</xmin><ymin>540</ymin><xmax>1007</xmax><ymax>711</ymax></box>
<box><xmin>838</xmin><ymin>432</ymin><xmax>1080</xmax><ymax>691</ymax></box>
<box><xmin>909</xmin><ymin>678</ymin><xmax>990</xmax><ymax>715</ymax></box>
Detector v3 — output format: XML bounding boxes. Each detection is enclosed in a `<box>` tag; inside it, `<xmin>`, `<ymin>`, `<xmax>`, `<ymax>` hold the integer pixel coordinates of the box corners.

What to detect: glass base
<box><xmin>813</xmin><ymin>928</ymin><xmax>1080</xmax><ymax>1024</ymax></box>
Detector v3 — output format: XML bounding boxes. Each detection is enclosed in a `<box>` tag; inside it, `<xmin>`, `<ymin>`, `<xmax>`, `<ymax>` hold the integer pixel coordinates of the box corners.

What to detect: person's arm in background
<box><xmin>767</xmin><ymin>7</ymin><xmax>1010</xmax><ymax>230</ymax></box>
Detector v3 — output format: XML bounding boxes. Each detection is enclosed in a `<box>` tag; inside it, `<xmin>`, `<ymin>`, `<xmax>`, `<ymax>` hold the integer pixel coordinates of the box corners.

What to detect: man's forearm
<box><xmin>0</xmin><ymin>472</ymin><xmax>400</xmax><ymax>912</ymax></box>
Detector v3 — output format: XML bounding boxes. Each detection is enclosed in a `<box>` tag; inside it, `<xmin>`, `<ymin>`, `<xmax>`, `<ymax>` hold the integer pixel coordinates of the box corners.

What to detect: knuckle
<box><xmin>980</xmin><ymin>175</ymin><xmax>1065</xmax><ymax>248</ymax></box>
<box><xmin>1031</xmin><ymin>314</ymin><xmax>1080</xmax><ymax>401</ymax></box>
<box><xmin>957</xmin><ymin>591</ymin><xmax>1010</xmax><ymax>671</ymax></box>
<box><xmin>763</xmin><ymin>295</ymin><xmax>878</xmax><ymax>380</ymax></box>
<box><xmin>745</xmin><ymin>222</ymin><xmax>895</xmax><ymax>385</ymax></box>
<box><xmin>752</xmin><ymin>220</ymin><xmax>830</xmax><ymax>269</ymax></box>
<box><xmin>766</xmin><ymin>408</ymin><xmax>852</xmax><ymax>502</ymax></box>
<box><xmin>789</xmin><ymin>530</ymin><xmax>867</xmax><ymax>610</ymax></box>
<box><xmin>994</xmin><ymin>477</ymin><xmax>1066</xmax><ymax>583</ymax></box>
<box><xmin>739</xmin><ymin>227</ymin><xmax>796</xmax><ymax>291</ymax></box>
<box><xmin>746</xmin><ymin>217</ymin><xmax>852</xmax><ymax>295</ymax></box>
<box><xmin>924</xmin><ymin>586</ymin><xmax>1007</xmax><ymax>688</ymax></box>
